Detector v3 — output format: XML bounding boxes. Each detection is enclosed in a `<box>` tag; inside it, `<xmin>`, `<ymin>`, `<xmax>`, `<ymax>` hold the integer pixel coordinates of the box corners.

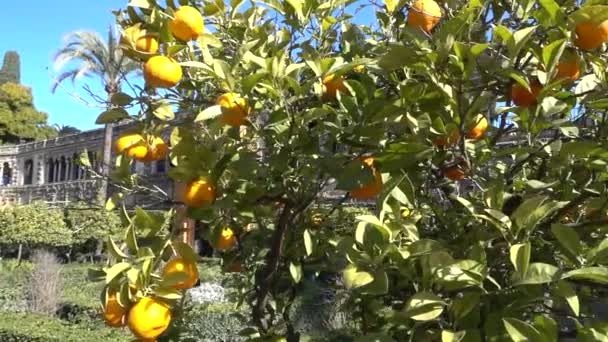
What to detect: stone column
<box><xmin>66</xmin><ymin>158</ymin><xmax>72</xmax><ymax>181</ymax></box>
<box><xmin>10</xmin><ymin>161</ymin><xmax>17</xmax><ymax>185</ymax></box>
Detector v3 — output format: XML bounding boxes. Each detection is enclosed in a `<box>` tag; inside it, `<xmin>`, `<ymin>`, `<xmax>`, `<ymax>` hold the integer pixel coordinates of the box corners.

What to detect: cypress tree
<box><xmin>0</xmin><ymin>51</ymin><xmax>21</xmax><ymax>85</ymax></box>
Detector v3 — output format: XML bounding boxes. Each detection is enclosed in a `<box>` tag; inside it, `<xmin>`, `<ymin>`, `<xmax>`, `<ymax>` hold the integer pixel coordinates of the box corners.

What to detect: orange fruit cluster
<box><xmin>115</xmin><ymin>133</ymin><xmax>168</xmax><ymax>162</ymax></box>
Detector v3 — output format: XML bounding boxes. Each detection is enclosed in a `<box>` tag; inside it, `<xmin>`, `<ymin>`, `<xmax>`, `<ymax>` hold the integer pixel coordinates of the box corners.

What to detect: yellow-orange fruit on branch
<box><xmin>511</xmin><ymin>80</ymin><xmax>542</xmax><ymax>108</ymax></box>
<box><xmin>103</xmin><ymin>291</ymin><xmax>127</xmax><ymax>327</ymax></box>
<box><xmin>350</xmin><ymin>157</ymin><xmax>383</xmax><ymax>200</ymax></box>
<box><xmin>144</xmin><ymin>56</ymin><xmax>183</xmax><ymax>89</ymax></box>
<box><xmin>120</xmin><ymin>26</ymin><xmax>159</xmax><ymax>56</ymax></box>
<box><xmin>180</xmin><ymin>177</ymin><xmax>216</xmax><ymax>208</ymax></box>
<box><xmin>322</xmin><ymin>73</ymin><xmax>349</xmax><ymax>100</ymax></box>
<box><xmin>443</xmin><ymin>165</ymin><xmax>466</xmax><ymax>181</ymax></box>
<box><xmin>162</xmin><ymin>257</ymin><xmax>199</xmax><ymax>289</ymax></box>
<box><xmin>555</xmin><ymin>60</ymin><xmax>581</xmax><ymax>83</ymax></box>
<box><xmin>407</xmin><ymin>0</ymin><xmax>442</xmax><ymax>33</ymax></box>
<box><xmin>170</xmin><ymin>6</ymin><xmax>204</xmax><ymax>41</ymax></box>
<box><xmin>115</xmin><ymin>133</ymin><xmax>147</xmax><ymax>160</ymax></box>
<box><xmin>215</xmin><ymin>227</ymin><xmax>236</xmax><ymax>251</ymax></box>
<box><xmin>466</xmin><ymin>115</ymin><xmax>489</xmax><ymax>140</ymax></box>
<box><xmin>216</xmin><ymin>93</ymin><xmax>252</xmax><ymax>127</ymax></box>
<box><xmin>127</xmin><ymin>297</ymin><xmax>171</xmax><ymax>340</ymax></box>
<box><xmin>574</xmin><ymin>20</ymin><xmax>608</xmax><ymax>50</ymax></box>
<box><xmin>434</xmin><ymin>129</ymin><xmax>460</xmax><ymax>147</ymax></box>
<box><xmin>142</xmin><ymin>136</ymin><xmax>168</xmax><ymax>162</ymax></box>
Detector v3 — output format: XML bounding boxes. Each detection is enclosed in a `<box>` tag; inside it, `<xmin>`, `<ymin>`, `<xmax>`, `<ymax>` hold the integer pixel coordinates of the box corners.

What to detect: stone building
<box><xmin>0</xmin><ymin>124</ymin><xmax>172</xmax><ymax>206</ymax></box>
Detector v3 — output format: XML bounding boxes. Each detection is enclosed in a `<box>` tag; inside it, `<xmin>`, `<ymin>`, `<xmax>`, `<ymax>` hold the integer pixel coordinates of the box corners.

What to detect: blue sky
<box><xmin>1</xmin><ymin>0</ymin><xmax>135</xmax><ymax>131</ymax></box>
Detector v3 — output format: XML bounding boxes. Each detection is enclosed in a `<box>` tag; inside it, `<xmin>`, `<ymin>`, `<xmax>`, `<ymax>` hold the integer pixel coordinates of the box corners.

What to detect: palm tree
<box><xmin>52</xmin><ymin>26</ymin><xmax>138</xmax><ymax>206</ymax></box>
<box><xmin>53</xmin><ymin>124</ymin><xmax>81</xmax><ymax>136</ymax></box>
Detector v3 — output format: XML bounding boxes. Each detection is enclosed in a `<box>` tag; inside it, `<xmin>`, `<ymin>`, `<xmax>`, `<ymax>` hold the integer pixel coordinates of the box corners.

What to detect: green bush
<box><xmin>0</xmin><ymin>312</ymin><xmax>130</xmax><ymax>342</ymax></box>
<box><xmin>0</xmin><ymin>202</ymin><xmax>122</xmax><ymax>259</ymax></box>
<box><xmin>0</xmin><ymin>202</ymin><xmax>71</xmax><ymax>252</ymax></box>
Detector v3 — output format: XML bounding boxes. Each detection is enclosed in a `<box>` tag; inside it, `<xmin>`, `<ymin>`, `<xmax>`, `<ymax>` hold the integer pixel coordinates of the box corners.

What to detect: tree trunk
<box><xmin>98</xmin><ymin>122</ymin><xmax>113</xmax><ymax>206</ymax></box>
<box><xmin>17</xmin><ymin>243</ymin><xmax>22</xmax><ymax>265</ymax></box>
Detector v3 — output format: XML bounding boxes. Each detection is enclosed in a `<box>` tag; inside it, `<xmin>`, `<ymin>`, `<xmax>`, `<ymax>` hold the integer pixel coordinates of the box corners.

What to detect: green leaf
<box><xmin>562</xmin><ymin>267</ymin><xmax>608</xmax><ymax>284</ymax></box>
<box><xmin>303</xmin><ymin>229</ymin><xmax>313</xmax><ymax>256</ymax></box>
<box><xmin>159</xmin><ymin>271</ymin><xmax>189</xmax><ymax>287</ymax></box>
<box><xmin>110</xmin><ymin>92</ymin><xmax>134</xmax><ymax>106</ymax></box>
<box><xmin>105</xmin><ymin>262</ymin><xmax>131</xmax><ymax>284</ymax></box>
<box><xmin>125</xmin><ymin>224</ymin><xmax>139</xmax><ymax>254</ymax></box>
<box><xmin>510</xmin><ymin>243</ymin><xmax>531</xmax><ymax>275</ymax></box>
<box><xmin>551</xmin><ymin>224</ymin><xmax>581</xmax><ymax>259</ymax></box>
<box><xmin>343</xmin><ymin>264</ymin><xmax>373</xmax><ymax>289</ymax></box>
<box><xmin>128</xmin><ymin>0</ymin><xmax>151</xmax><ymax>8</ymax></box>
<box><xmin>153</xmin><ymin>103</ymin><xmax>175</xmax><ymax>121</ymax></box>
<box><xmin>107</xmin><ymin>237</ymin><xmax>129</xmax><ymax>260</ymax></box>
<box><xmin>361</xmin><ymin>270</ymin><xmax>388</xmax><ymax>295</ymax></box>
<box><xmin>241</xmin><ymin>72</ymin><xmax>267</xmax><ymax>94</ymax></box>
<box><xmin>153</xmin><ymin>286</ymin><xmax>182</xmax><ymax>300</ymax></box>
<box><xmin>542</xmin><ymin>39</ymin><xmax>566</xmax><ymax>74</ymax></box>
<box><xmin>533</xmin><ymin>315</ymin><xmax>558</xmax><ymax>342</ymax></box>
<box><xmin>587</xmin><ymin>239</ymin><xmax>608</xmax><ymax>264</ymax></box>
<box><xmin>503</xmin><ymin>318</ymin><xmax>543</xmax><ymax>342</ymax></box>
<box><xmin>515</xmin><ymin>263</ymin><xmax>559</xmax><ymax>285</ymax></box>
<box><xmin>450</xmin><ymin>292</ymin><xmax>480</xmax><ymax>321</ymax></box>
<box><xmin>289</xmin><ymin>262</ymin><xmax>302</xmax><ymax>283</ymax></box>
<box><xmin>442</xmin><ymin>330</ymin><xmax>466</xmax><ymax>342</ymax></box>
<box><xmin>404</xmin><ymin>292</ymin><xmax>445</xmax><ymax>321</ymax></box>
<box><xmin>195</xmin><ymin>105</ymin><xmax>223</xmax><ymax>122</ymax></box>
<box><xmin>570</xmin><ymin>5</ymin><xmax>608</xmax><ymax>24</ymax></box>
<box><xmin>539</xmin><ymin>0</ymin><xmax>563</xmax><ymax>23</ymax></box>
<box><xmin>95</xmin><ymin>108</ymin><xmax>129</xmax><ymax>124</ymax></box>
<box><xmin>555</xmin><ymin>280</ymin><xmax>579</xmax><ymax>316</ymax></box>
<box><xmin>173</xmin><ymin>241</ymin><xmax>198</xmax><ymax>263</ymax></box>
<box><xmin>509</xmin><ymin>26</ymin><xmax>538</xmax><ymax>58</ymax></box>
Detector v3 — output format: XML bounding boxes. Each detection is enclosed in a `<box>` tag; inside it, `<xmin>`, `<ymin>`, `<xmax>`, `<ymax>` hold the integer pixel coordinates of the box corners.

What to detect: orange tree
<box><xmin>91</xmin><ymin>0</ymin><xmax>608</xmax><ymax>340</ymax></box>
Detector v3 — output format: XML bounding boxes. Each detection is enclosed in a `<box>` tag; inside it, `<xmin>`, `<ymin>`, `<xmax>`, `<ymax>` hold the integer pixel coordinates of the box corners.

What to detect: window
<box><xmin>23</xmin><ymin>159</ymin><xmax>33</xmax><ymax>185</ymax></box>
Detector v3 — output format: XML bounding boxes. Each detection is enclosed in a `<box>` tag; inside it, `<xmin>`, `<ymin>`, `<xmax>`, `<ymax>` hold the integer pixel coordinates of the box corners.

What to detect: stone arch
<box><xmin>23</xmin><ymin>159</ymin><xmax>33</xmax><ymax>185</ymax></box>
<box><xmin>2</xmin><ymin>162</ymin><xmax>12</xmax><ymax>185</ymax></box>
<box><xmin>47</xmin><ymin>158</ymin><xmax>54</xmax><ymax>183</ymax></box>
<box><xmin>60</xmin><ymin>156</ymin><xmax>67</xmax><ymax>182</ymax></box>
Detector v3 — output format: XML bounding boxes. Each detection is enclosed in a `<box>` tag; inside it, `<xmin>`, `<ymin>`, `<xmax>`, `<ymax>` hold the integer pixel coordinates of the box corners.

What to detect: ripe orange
<box><xmin>144</xmin><ymin>56</ymin><xmax>183</xmax><ymax>89</ymax></box>
<box><xmin>511</xmin><ymin>80</ymin><xmax>542</xmax><ymax>108</ymax></box>
<box><xmin>134</xmin><ymin>35</ymin><xmax>159</xmax><ymax>54</ymax></box>
<box><xmin>216</xmin><ymin>93</ymin><xmax>251</xmax><ymax>127</ymax></box>
<box><xmin>215</xmin><ymin>227</ymin><xmax>236</xmax><ymax>250</ymax></box>
<box><xmin>127</xmin><ymin>297</ymin><xmax>171</xmax><ymax>340</ymax></box>
<box><xmin>555</xmin><ymin>60</ymin><xmax>581</xmax><ymax>82</ymax></box>
<box><xmin>443</xmin><ymin>165</ymin><xmax>466</xmax><ymax>181</ymax></box>
<box><xmin>115</xmin><ymin>133</ymin><xmax>148</xmax><ymax>160</ymax></box>
<box><xmin>311</xmin><ymin>213</ymin><xmax>324</xmax><ymax>226</ymax></box>
<box><xmin>162</xmin><ymin>257</ymin><xmax>199</xmax><ymax>289</ymax></box>
<box><xmin>407</xmin><ymin>0</ymin><xmax>442</xmax><ymax>33</ymax></box>
<box><xmin>434</xmin><ymin>129</ymin><xmax>460</xmax><ymax>147</ymax></box>
<box><xmin>142</xmin><ymin>136</ymin><xmax>168</xmax><ymax>162</ymax></box>
<box><xmin>121</xmin><ymin>26</ymin><xmax>159</xmax><ymax>56</ymax></box>
<box><xmin>181</xmin><ymin>177</ymin><xmax>216</xmax><ymax>208</ymax></box>
<box><xmin>466</xmin><ymin>115</ymin><xmax>488</xmax><ymax>139</ymax></box>
<box><xmin>322</xmin><ymin>73</ymin><xmax>349</xmax><ymax>100</ymax></box>
<box><xmin>350</xmin><ymin>157</ymin><xmax>383</xmax><ymax>200</ymax></box>
<box><xmin>574</xmin><ymin>20</ymin><xmax>608</xmax><ymax>50</ymax></box>
<box><xmin>103</xmin><ymin>291</ymin><xmax>127</xmax><ymax>327</ymax></box>
<box><xmin>170</xmin><ymin>6</ymin><xmax>204</xmax><ymax>41</ymax></box>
